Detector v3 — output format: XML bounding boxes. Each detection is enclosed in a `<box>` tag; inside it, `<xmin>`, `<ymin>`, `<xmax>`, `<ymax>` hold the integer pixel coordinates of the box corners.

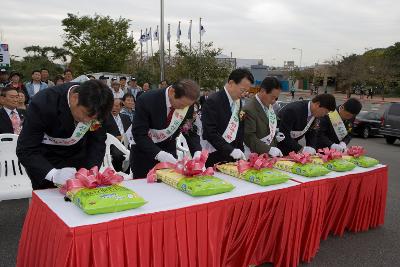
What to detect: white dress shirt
<box><xmin>113</xmin><ymin>114</ymin><xmax>125</xmax><ymax>136</ymax></box>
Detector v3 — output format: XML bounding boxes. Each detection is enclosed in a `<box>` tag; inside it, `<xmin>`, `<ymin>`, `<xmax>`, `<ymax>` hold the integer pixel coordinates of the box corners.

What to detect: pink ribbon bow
<box><xmin>317</xmin><ymin>148</ymin><xmax>343</xmax><ymax>162</ymax></box>
<box><xmin>146</xmin><ymin>150</ymin><xmax>214</xmax><ymax>183</ymax></box>
<box><xmin>60</xmin><ymin>166</ymin><xmax>124</xmax><ymax>195</ymax></box>
<box><xmin>237</xmin><ymin>153</ymin><xmax>277</xmax><ymax>173</ymax></box>
<box><xmin>346</xmin><ymin>146</ymin><xmax>366</xmax><ymax>158</ymax></box>
<box><xmin>285</xmin><ymin>151</ymin><xmax>312</xmax><ymax>164</ymax></box>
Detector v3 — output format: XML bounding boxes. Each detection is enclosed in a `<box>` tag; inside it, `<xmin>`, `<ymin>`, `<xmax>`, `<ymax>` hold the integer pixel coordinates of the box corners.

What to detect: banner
<box><xmin>0</xmin><ymin>44</ymin><xmax>10</xmax><ymax>68</ymax></box>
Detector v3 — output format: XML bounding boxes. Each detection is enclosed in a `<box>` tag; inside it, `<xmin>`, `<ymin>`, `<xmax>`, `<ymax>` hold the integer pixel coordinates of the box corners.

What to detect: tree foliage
<box><xmin>62</xmin><ymin>13</ymin><xmax>136</xmax><ymax>74</ymax></box>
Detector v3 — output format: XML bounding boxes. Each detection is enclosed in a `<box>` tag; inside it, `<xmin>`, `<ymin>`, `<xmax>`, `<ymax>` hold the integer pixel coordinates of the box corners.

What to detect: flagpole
<box><xmin>160</xmin><ymin>0</ymin><xmax>165</xmax><ymax>81</ymax></box>
<box><xmin>150</xmin><ymin>27</ymin><xmax>153</xmax><ymax>57</ymax></box>
<box><xmin>140</xmin><ymin>29</ymin><xmax>143</xmax><ymax>64</ymax></box>
<box><xmin>199</xmin><ymin>17</ymin><xmax>202</xmax><ymax>87</ymax></box>
<box><xmin>145</xmin><ymin>28</ymin><xmax>149</xmax><ymax>60</ymax></box>
<box><xmin>189</xmin><ymin>20</ymin><xmax>192</xmax><ymax>53</ymax></box>
<box><xmin>168</xmin><ymin>23</ymin><xmax>171</xmax><ymax>63</ymax></box>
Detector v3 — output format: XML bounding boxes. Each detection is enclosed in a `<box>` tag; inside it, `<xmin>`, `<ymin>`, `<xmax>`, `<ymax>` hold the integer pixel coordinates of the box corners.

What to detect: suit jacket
<box><xmin>16</xmin><ymin>82</ymin><xmax>107</xmax><ymax>190</ymax></box>
<box><xmin>130</xmin><ymin>88</ymin><xmax>201</xmax><ymax>178</ymax></box>
<box><xmin>199</xmin><ymin>95</ymin><xmax>208</xmax><ymax>107</ymax></box>
<box><xmin>103</xmin><ymin>113</ymin><xmax>131</xmax><ymax>137</ymax></box>
<box><xmin>243</xmin><ymin>97</ymin><xmax>276</xmax><ymax>154</ymax></box>
<box><xmin>201</xmin><ymin>89</ymin><xmax>244</xmax><ymax>166</ymax></box>
<box><xmin>0</xmin><ymin>108</ymin><xmax>26</xmax><ymax>134</ymax></box>
<box><xmin>315</xmin><ymin>106</ymin><xmax>353</xmax><ymax>149</ymax></box>
<box><xmin>277</xmin><ymin>100</ymin><xmax>317</xmax><ymax>155</ymax></box>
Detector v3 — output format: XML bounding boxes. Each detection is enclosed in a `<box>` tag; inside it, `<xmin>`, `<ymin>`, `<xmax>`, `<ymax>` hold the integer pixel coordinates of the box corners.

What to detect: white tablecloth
<box><xmin>34</xmin><ymin>165</ymin><xmax>385</xmax><ymax>228</ymax></box>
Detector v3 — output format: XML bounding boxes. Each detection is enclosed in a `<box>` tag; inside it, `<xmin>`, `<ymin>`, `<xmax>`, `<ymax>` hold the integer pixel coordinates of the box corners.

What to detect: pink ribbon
<box><xmin>237</xmin><ymin>153</ymin><xmax>277</xmax><ymax>173</ymax></box>
<box><xmin>346</xmin><ymin>146</ymin><xmax>366</xmax><ymax>158</ymax></box>
<box><xmin>317</xmin><ymin>148</ymin><xmax>343</xmax><ymax>162</ymax></box>
<box><xmin>146</xmin><ymin>150</ymin><xmax>214</xmax><ymax>183</ymax></box>
<box><xmin>60</xmin><ymin>166</ymin><xmax>124</xmax><ymax>195</ymax></box>
<box><xmin>279</xmin><ymin>152</ymin><xmax>312</xmax><ymax>164</ymax></box>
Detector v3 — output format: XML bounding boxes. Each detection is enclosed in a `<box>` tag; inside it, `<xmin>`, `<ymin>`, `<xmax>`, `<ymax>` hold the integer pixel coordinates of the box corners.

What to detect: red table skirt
<box><xmin>17</xmin><ymin>167</ymin><xmax>387</xmax><ymax>267</ymax></box>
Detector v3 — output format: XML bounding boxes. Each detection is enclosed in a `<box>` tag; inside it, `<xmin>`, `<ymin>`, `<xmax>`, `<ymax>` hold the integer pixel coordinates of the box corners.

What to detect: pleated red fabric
<box><xmin>17</xmin><ymin>167</ymin><xmax>388</xmax><ymax>267</ymax></box>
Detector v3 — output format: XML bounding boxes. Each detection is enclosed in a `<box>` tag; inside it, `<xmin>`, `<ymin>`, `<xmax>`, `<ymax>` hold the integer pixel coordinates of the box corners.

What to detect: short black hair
<box><xmin>0</xmin><ymin>87</ymin><xmax>18</xmax><ymax>97</ymax></box>
<box><xmin>312</xmin><ymin>93</ymin><xmax>336</xmax><ymax>111</ymax></box>
<box><xmin>343</xmin><ymin>98</ymin><xmax>362</xmax><ymax>115</ymax></box>
<box><xmin>260</xmin><ymin>76</ymin><xmax>281</xmax><ymax>93</ymax></box>
<box><xmin>228</xmin><ymin>68</ymin><xmax>254</xmax><ymax>84</ymax></box>
<box><xmin>64</xmin><ymin>69</ymin><xmax>73</xmax><ymax>75</ymax></box>
<box><xmin>31</xmin><ymin>70</ymin><xmax>41</xmax><ymax>75</ymax></box>
<box><xmin>54</xmin><ymin>75</ymin><xmax>64</xmax><ymax>83</ymax></box>
<box><xmin>72</xmin><ymin>80</ymin><xmax>114</xmax><ymax>122</ymax></box>
<box><xmin>40</xmin><ymin>68</ymin><xmax>49</xmax><ymax>72</ymax></box>
<box><xmin>122</xmin><ymin>93</ymin><xmax>135</xmax><ymax>102</ymax></box>
<box><xmin>172</xmin><ymin>79</ymin><xmax>200</xmax><ymax>100</ymax></box>
<box><xmin>120</xmin><ymin>76</ymin><xmax>127</xmax><ymax>80</ymax></box>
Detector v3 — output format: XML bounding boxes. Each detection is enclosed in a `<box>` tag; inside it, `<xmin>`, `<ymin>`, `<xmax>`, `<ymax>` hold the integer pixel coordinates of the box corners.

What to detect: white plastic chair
<box><xmin>176</xmin><ymin>133</ymin><xmax>190</xmax><ymax>160</ymax></box>
<box><xmin>101</xmin><ymin>133</ymin><xmax>132</xmax><ymax>180</ymax></box>
<box><xmin>0</xmin><ymin>134</ymin><xmax>33</xmax><ymax>201</ymax></box>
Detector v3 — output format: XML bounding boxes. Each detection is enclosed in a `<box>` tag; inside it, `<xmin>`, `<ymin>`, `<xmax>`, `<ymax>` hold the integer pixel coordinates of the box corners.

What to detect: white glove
<box><xmin>52</xmin><ymin>167</ymin><xmax>77</xmax><ymax>185</ymax></box>
<box><xmin>269</xmin><ymin>147</ymin><xmax>283</xmax><ymax>157</ymax></box>
<box><xmin>302</xmin><ymin>146</ymin><xmax>316</xmax><ymax>155</ymax></box>
<box><xmin>155</xmin><ymin>151</ymin><xmax>177</xmax><ymax>164</ymax></box>
<box><xmin>339</xmin><ymin>141</ymin><xmax>347</xmax><ymax>151</ymax></box>
<box><xmin>330</xmin><ymin>143</ymin><xmax>343</xmax><ymax>152</ymax></box>
<box><xmin>230</xmin><ymin>149</ymin><xmax>247</xmax><ymax>160</ymax></box>
<box><xmin>193</xmin><ymin>151</ymin><xmax>202</xmax><ymax>159</ymax></box>
<box><xmin>275</xmin><ymin>130</ymin><xmax>285</xmax><ymax>143</ymax></box>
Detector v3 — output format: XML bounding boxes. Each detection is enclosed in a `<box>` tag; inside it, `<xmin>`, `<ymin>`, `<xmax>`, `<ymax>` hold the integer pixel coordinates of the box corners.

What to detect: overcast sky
<box><xmin>1</xmin><ymin>0</ymin><xmax>399</xmax><ymax>67</ymax></box>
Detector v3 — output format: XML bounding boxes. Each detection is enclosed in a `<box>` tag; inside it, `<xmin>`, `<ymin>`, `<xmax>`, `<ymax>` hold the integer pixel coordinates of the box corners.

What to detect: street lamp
<box><xmin>292</xmin><ymin>47</ymin><xmax>303</xmax><ymax>68</ymax></box>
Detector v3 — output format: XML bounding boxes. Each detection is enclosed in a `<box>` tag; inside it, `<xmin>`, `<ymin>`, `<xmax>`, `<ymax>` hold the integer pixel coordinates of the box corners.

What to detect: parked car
<box><xmin>351</xmin><ymin>111</ymin><xmax>381</xmax><ymax>138</ymax></box>
<box><xmin>380</xmin><ymin>103</ymin><xmax>400</xmax><ymax>144</ymax></box>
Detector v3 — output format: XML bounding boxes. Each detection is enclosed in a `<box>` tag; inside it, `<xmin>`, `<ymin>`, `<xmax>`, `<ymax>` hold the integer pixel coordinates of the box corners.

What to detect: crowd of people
<box><xmin>0</xmin><ymin>67</ymin><xmax>362</xmax><ymax>191</ymax></box>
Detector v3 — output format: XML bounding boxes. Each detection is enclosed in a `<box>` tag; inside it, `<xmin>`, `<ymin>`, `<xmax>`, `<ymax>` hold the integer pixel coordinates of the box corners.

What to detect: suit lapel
<box><xmin>0</xmin><ymin>109</ymin><xmax>13</xmax><ymax>132</ymax></box>
<box><xmin>253</xmin><ymin>98</ymin><xmax>269</xmax><ymax>126</ymax></box>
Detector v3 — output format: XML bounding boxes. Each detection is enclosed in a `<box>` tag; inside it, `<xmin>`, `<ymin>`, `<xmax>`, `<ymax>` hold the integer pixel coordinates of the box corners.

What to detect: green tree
<box><xmin>62</xmin><ymin>13</ymin><xmax>136</xmax><ymax>74</ymax></box>
<box><xmin>168</xmin><ymin>42</ymin><xmax>232</xmax><ymax>90</ymax></box>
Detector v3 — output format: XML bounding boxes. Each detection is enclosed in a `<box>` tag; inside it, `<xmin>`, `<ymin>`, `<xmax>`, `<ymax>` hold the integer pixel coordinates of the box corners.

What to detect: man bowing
<box><xmin>16</xmin><ymin>80</ymin><xmax>114</xmax><ymax>189</ymax></box>
<box><xmin>130</xmin><ymin>79</ymin><xmax>202</xmax><ymax>178</ymax></box>
<box><xmin>201</xmin><ymin>68</ymin><xmax>254</xmax><ymax>167</ymax></box>
<box><xmin>277</xmin><ymin>94</ymin><xmax>337</xmax><ymax>155</ymax></box>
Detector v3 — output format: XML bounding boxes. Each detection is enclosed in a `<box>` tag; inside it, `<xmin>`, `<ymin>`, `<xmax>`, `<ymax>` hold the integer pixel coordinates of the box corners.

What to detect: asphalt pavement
<box><xmin>1</xmin><ymin>137</ymin><xmax>399</xmax><ymax>267</ymax></box>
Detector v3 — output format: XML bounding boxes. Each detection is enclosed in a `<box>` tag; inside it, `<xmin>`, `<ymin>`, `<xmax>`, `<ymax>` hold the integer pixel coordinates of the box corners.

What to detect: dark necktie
<box><xmin>167</xmin><ymin>107</ymin><xmax>175</xmax><ymax>125</ymax></box>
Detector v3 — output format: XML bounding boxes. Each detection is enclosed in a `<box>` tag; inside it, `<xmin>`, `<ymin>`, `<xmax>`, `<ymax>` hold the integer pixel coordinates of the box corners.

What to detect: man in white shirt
<box><xmin>111</xmin><ymin>81</ymin><xmax>125</xmax><ymax>99</ymax></box>
<box><xmin>0</xmin><ymin>87</ymin><xmax>26</xmax><ymax>134</ymax></box>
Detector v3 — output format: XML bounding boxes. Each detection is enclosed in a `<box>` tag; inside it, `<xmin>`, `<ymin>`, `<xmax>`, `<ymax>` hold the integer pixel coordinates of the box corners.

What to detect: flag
<box><xmin>188</xmin><ymin>20</ymin><xmax>192</xmax><ymax>40</ymax></box>
<box><xmin>139</xmin><ymin>30</ymin><xmax>146</xmax><ymax>43</ymax></box>
<box><xmin>147</xmin><ymin>28</ymin><xmax>152</xmax><ymax>41</ymax></box>
<box><xmin>200</xmin><ymin>24</ymin><xmax>206</xmax><ymax>36</ymax></box>
<box><xmin>177</xmin><ymin>21</ymin><xmax>181</xmax><ymax>42</ymax></box>
<box><xmin>167</xmin><ymin>24</ymin><xmax>171</xmax><ymax>42</ymax></box>
<box><xmin>154</xmin><ymin>25</ymin><xmax>159</xmax><ymax>41</ymax></box>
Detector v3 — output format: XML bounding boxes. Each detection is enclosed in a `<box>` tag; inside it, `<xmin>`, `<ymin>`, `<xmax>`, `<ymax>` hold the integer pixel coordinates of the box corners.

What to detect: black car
<box><xmin>380</xmin><ymin>103</ymin><xmax>400</xmax><ymax>144</ymax></box>
<box><xmin>352</xmin><ymin>111</ymin><xmax>381</xmax><ymax>138</ymax></box>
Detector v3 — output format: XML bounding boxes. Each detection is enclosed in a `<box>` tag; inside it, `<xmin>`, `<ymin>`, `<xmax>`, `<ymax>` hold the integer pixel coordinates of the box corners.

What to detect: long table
<box><xmin>16</xmin><ymin>165</ymin><xmax>387</xmax><ymax>267</ymax></box>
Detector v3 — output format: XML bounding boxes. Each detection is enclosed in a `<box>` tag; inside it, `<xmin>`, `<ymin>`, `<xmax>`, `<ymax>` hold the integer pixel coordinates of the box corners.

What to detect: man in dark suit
<box><xmin>130</xmin><ymin>79</ymin><xmax>202</xmax><ymax>178</ymax></box>
<box><xmin>16</xmin><ymin>80</ymin><xmax>114</xmax><ymax>190</ymax></box>
<box><xmin>316</xmin><ymin>98</ymin><xmax>362</xmax><ymax>151</ymax></box>
<box><xmin>201</xmin><ymin>68</ymin><xmax>254</xmax><ymax>167</ymax></box>
<box><xmin>199</xmin><ymin>90</ymin><xmax>210</xmax><ymax>108</ymax></box>
<box><xmin>103</xmin><ymin>98</ymin><xmax>132</xmax><ymax>172</ymax></box>
<box><xmin>0</xmin><ymin>87</ymin><xmax>26</xmax><ymax>134</ymax></box>
<box><xmin>243</xmin><ymin>77</ymin><xmax>283</xmax><ymax>156</ymax></box>
<box><xmin>277</xmin><ymin>94</ymin><xmax>337</xmax><ymax>156</ymax></box>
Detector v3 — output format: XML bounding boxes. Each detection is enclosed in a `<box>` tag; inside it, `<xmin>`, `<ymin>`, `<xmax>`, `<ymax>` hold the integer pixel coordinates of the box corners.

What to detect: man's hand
<box><xmin>302</xmin><ymin>146</ymin><xmax>316</xmax><ymax>155</ymax></box>
<box><xmin>230</xmin><ymin>149</ymin><xmax>247</xmax><ymax>160</ymax></box>
<box><xmin>155</xmin><ymin>151</ymin><xmax>177</xmax><ymax>164</ymax></box>
<box><xmin>52</xmin><ymin>167</ymin><xmax>77</xmax><ymax>186</ymax></box>
<box><xmin>269</xmin><ymin>147</ymin><xmax>283</xmax><ymax>157</ymax></box>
